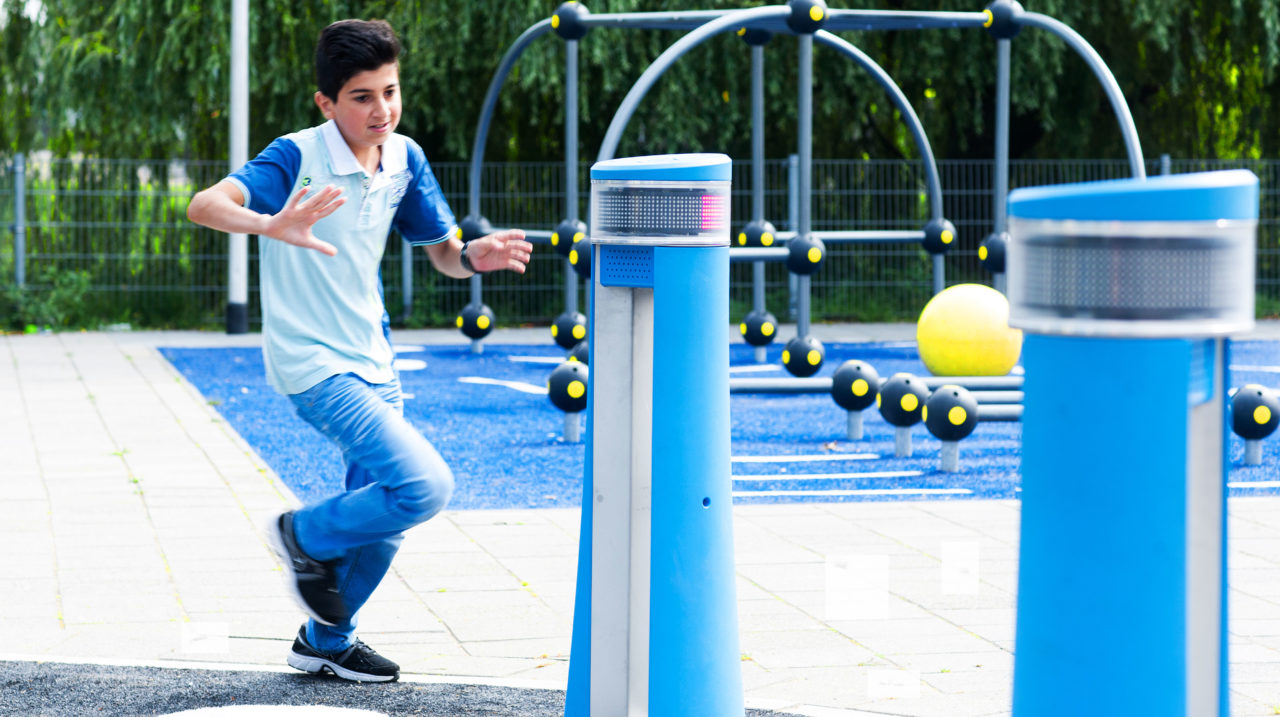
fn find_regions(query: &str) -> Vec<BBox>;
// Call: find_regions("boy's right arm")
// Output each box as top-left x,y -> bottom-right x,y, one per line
187,180 -> 346,257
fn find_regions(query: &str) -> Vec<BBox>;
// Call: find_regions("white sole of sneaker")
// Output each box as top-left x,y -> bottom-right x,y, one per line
265,516 -> 338,627
287,651 -> 398,683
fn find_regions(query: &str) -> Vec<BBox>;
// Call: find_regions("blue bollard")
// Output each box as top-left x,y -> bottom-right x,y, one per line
566,154 -> 742,716
1007,170 -> 1259,717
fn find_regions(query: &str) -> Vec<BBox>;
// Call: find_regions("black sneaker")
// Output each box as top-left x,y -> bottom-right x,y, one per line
287,627 -> 400,683
267,511 -> 348,626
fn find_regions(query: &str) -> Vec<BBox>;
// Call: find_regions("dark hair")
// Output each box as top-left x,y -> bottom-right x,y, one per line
315,19 -> 401,101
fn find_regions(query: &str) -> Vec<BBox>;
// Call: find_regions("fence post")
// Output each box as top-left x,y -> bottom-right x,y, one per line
14,153 -> 24,288
786,153 -> 799,322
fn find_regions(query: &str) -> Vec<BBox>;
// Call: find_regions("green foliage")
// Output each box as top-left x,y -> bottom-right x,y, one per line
2,265 -> 93,330
6,0 -> 1279,162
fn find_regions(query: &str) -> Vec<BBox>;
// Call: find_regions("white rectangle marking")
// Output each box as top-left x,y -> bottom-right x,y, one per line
732,470 -> 924,481
731,453 -> 878,463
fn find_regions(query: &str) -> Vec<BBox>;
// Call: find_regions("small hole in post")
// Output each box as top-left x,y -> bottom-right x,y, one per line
702,497 -> 711,508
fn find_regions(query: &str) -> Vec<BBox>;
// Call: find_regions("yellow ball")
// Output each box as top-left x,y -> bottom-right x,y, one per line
916,283 -> 1022,376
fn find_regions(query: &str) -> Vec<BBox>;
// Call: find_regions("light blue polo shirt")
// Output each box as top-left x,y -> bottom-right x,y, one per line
225,120 -> 457,395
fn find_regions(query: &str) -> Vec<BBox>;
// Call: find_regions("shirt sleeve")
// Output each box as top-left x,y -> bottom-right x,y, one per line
224,137 -> 301,216
394,139 -> 458,246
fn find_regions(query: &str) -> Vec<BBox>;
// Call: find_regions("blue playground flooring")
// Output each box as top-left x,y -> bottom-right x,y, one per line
160,338 -> 1280,511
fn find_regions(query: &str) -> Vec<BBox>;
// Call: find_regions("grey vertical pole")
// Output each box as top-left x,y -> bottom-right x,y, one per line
797,34 -> 813,339
993,38 -> 1010,295
751,44 -> 767,363
1161,153 -> 1172,176
401,240 -> 413,322
468,274 -> 483,353
787,154 -> 799,322
13,154 -> 24,288
226,0 -> 249,334
565,38 -> 580,316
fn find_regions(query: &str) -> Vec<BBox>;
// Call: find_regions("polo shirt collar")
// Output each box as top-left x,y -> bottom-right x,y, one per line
319,120 -> 407,186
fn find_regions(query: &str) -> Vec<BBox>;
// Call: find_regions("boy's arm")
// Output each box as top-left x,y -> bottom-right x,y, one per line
187,180 -> 346,256
424,229 -> 532,279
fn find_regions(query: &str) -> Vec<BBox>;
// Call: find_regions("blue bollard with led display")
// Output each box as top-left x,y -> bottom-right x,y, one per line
1007,170 -> 1259,717
565,154 -> 741,716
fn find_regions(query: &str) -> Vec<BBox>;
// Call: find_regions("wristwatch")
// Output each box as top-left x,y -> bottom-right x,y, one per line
459,241 -> 477,274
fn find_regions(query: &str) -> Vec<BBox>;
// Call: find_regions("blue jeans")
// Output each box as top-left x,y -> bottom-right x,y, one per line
287,372 -> 454,653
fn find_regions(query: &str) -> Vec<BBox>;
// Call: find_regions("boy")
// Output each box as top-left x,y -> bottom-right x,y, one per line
186,19 -> 532,682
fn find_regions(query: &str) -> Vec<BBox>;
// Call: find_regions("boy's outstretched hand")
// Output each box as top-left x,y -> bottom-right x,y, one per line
263,185 -> 346,257
466,229 -> 533,274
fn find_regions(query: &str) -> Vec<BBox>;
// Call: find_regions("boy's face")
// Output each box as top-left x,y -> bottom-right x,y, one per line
315,62 -> 402,158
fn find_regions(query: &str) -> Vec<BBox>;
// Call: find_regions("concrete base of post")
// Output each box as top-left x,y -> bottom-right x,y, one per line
939,441 -> 960,472
564,412 -> 581,443
847,411 -> 863,441
470,338 -> 484,355
895,426 -> 912,457
1246,440 -> 1263,466
754,346 -> 766,363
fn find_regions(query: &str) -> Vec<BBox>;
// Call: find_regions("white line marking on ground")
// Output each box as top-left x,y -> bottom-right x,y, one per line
458,376 -> 549,395
732,453 -> 878,463
733,488 -> 971,497
508,355 -> 566,365
729,364 -> 782,373
392,358 -> 427,371
1231,365 -> 1280,373
1228,481 -> 1280,489
732,470 -> 924,481
392,344 -> 425,354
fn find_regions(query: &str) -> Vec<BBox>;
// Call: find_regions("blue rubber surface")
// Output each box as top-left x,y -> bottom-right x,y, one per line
160,339 -> 1280,510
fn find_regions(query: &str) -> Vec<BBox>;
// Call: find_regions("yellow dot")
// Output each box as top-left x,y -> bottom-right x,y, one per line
568,356 -> 579,363
876,393 -> 882,408
551,232 -> 560,246
722,90 -> 730,103
738,232 -> 747,246
922,406 -> 928,422
807,246 -> 822,263
552,15 -> 561,28
569,249 -> 579,264
782,350 -> 791,364
573,231 -> 585,243
852,379 -> 868,397
551,325 -> 559,337
979,245 -> 988,261
983,8 -> 994,27
807,350 -> 821,366
761,322 -> 774,336
761,232 -> 774,246
455,316 -> 463,328
949,406 -> 968,425
740,322 -> 748,335
573,325 -> 586,340
477,315 -> 490,330
737,28 -> 746,36
1256,405 -> 1273,425
567,380 -> 585,399
810,6 -> 824,21
455,227 -> 463,239
941,230 -> 954,245
901,393 -> 919,412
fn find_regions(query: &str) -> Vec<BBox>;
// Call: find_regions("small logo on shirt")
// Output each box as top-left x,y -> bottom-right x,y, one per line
300,176 -> 312,187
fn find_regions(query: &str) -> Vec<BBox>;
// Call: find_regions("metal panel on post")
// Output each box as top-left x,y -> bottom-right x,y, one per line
565,154 -> 740,717
1007,170 -> 1258,717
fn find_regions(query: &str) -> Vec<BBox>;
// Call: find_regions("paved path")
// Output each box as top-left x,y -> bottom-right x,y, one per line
3,328 -> 1280,716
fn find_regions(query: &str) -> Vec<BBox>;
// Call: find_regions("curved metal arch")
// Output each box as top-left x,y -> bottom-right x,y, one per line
814,31 -> 944,221
467,18 -> 555,217
1019,12 -> 1146,179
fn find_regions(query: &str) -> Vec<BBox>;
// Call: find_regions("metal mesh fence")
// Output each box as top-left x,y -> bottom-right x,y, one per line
2,154 -> 1277,329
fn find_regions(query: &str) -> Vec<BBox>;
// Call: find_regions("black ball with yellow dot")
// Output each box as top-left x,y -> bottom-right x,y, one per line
921,218 -> 958,255
739,310 -> 778,348
736,219 -> 778,248
983,0 -> 1024,40
877,372 -> 929,457
569,239 -> 592,280
1231,384 -> 1280,465
737,26 -> 772,46
547,360 -> 589,413
551,218 -> 587,258
831,360 -> 881,440
457,215 -> 492,244
781,335 -> 824,378
569,339 -> 589,365
786,234 -> 826,276
786,0 -> 828,34
979,232 -> 1008,274
456,303 -> 495,340
924,384 -> 980,472
552,1 -> 591,41
551,310 -> 588,350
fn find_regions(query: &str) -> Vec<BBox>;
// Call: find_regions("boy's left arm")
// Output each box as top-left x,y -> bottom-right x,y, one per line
425,230 -> 532,278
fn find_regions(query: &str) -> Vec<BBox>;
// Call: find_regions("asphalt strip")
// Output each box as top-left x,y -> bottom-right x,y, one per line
1,659 -> 798,717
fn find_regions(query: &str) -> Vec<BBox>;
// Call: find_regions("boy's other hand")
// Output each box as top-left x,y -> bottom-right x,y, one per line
469,229 -> 533,274
264,185 -> 346,256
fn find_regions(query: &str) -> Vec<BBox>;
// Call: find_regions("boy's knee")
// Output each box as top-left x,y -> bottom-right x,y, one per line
393,465 -> 454,523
